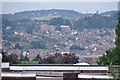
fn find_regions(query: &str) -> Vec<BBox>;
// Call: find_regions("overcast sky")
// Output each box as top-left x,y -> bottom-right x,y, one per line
2,2 -> 118,14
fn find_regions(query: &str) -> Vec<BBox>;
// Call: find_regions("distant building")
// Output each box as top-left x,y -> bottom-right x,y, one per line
60,25 -> 70,32
40,24 -> 55,33
49,25 -> 56,32
6,26 -> 11,30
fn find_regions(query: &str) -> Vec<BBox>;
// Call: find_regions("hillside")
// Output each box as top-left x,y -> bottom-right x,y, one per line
2,9 -> 118,30
2,9 -> 84,20
2,9 -> 118,63
100,10 -> 118,17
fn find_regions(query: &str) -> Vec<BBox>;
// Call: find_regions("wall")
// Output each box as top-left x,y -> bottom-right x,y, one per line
2,77 -> 36,80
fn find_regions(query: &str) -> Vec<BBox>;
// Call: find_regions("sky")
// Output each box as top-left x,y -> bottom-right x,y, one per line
1,2 -> 118,14
1,0 -> 119,2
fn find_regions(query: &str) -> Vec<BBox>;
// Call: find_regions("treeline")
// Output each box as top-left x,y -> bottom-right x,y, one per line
2,9 -> 82,20
40,53 -> 79,64
1,50 -> 79,64
73,13 -> 117,30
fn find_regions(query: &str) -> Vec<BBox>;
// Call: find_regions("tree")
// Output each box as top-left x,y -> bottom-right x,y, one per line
41,56 -> 54,64
97,17 -> 120,79
63,53 -> 79,64
40,53 -> 79,64
64,19 -> 72,27
14,43 -> 21,49
30,41 -> 46,49
97,48 -> 118,65
1,50 -> 9,62
8,53 -> 18,64
1,50 -> 18,64
24,55 -> 29,61
70,45 -> 85,51
97,17 -> 120,65
2,18 -> 11,27
19,53 -> 29,61
33,54 -> 41,61
26,27 -> 33,34
115,17 -> 120,48
53,53 -> 64,64
49,17 -> 64,26
19,53 -> 25,61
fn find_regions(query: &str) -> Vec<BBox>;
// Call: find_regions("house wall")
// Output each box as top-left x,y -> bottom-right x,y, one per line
63,73 -> 114,80
2,77 -> 36,80
64,78 -> 115,80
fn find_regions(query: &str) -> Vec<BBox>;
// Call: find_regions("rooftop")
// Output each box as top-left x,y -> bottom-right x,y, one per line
78,74 -> 113,79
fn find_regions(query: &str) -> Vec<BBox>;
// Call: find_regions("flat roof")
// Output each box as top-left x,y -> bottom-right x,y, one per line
10,66 -> 108,71
10,64 -> 108,67
78,74 -> 113,79
2,73 -> 36,77
36,76 -> 62,79
60,25 -> 70,27
2,63 -> 9,68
